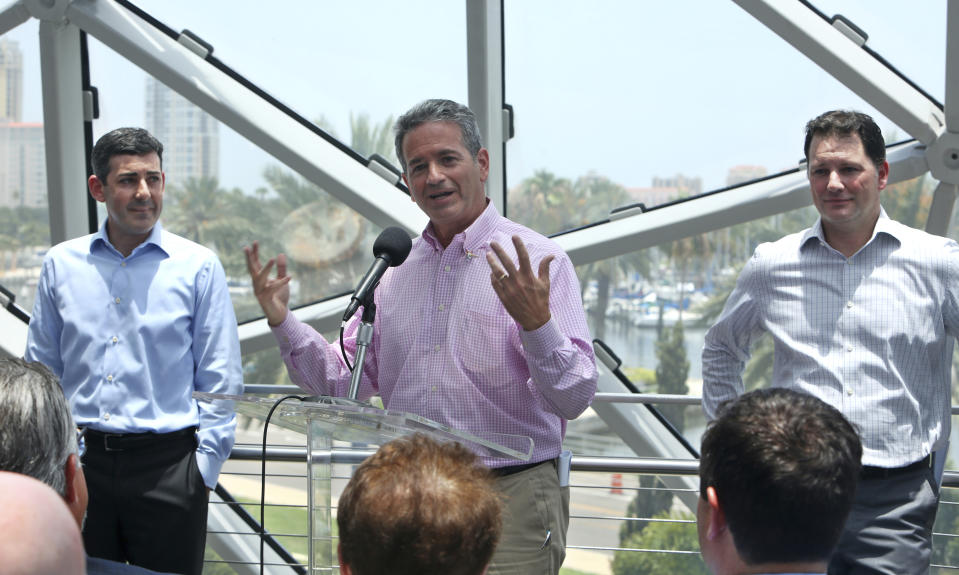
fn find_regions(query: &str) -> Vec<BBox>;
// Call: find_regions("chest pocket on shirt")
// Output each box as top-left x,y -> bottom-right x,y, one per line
455,309 -> 517,387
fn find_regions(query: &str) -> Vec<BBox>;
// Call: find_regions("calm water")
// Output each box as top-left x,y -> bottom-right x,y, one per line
587,316 -> 707,380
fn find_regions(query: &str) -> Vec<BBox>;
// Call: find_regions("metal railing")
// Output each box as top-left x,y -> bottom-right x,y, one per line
207,386 -> 959,574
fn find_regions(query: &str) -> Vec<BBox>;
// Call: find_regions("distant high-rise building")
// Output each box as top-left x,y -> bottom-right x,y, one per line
0,39 -> 22,123
651,174 -> 702,196
0,123 -> 47,208
625,186 -> 681,208
0,41 -> 44,209
144,77 -> 219,189
726,165 -> 767,187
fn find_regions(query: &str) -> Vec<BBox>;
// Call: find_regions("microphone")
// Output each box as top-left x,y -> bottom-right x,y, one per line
342,226 -> 412,321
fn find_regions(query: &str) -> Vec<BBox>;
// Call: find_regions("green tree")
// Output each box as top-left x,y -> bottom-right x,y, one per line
666,233 -> 711,323
571,174 -> 650,340
654,320 -> 689,432
349,112 -> 396,164
511,170 -> 651,339
256,114 -> 398,303
611,511 -> 707,575
619,475 -> 674,541
509,169 -> 579,235
0,205 -> 50,247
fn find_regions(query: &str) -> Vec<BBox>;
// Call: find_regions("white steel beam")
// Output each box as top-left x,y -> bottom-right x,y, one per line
555,141 -> 928,266
0,0 -> 29,37
926,181 -> 959,236
237,142 -> 929,355
238,296 -> 347,356
38,17 -> 90,244
733,0 -> 944,146
65,0 -> 427,236
946,0 -> 959,131
466,0 -> 507,214
0,305 -> 28,358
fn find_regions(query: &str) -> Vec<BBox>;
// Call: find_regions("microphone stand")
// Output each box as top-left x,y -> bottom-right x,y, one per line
347,291 -> 376,401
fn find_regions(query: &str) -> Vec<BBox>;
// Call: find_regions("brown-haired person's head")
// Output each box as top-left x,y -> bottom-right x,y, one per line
337,434 -> 503,575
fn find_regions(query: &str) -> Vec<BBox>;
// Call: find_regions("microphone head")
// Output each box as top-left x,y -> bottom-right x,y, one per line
372,226 -> 413,267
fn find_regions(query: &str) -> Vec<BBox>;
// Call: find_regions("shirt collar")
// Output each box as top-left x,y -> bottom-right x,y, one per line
421,200 -> 500,258
90,220 -> 168,258
800,206 -> 899,252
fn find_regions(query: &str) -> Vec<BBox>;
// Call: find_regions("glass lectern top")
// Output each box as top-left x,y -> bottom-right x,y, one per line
196,392 -> 532,462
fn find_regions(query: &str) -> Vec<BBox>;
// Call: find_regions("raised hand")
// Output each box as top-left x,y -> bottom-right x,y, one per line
486,235 -> 554,332
243,241 -> 292,327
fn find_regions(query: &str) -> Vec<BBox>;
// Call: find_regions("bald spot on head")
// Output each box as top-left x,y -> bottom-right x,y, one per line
0,472 -> 86,575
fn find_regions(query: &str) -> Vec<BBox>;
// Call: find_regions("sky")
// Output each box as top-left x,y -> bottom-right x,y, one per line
3,0 -> 948,196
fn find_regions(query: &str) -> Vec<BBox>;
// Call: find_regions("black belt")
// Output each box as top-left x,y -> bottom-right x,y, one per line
491,458 -> 553,478
83,426 -> 197,452
860,454 -> 932,480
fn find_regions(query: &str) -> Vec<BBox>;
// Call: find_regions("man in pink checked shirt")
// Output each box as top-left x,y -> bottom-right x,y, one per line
244,99 -> 597,574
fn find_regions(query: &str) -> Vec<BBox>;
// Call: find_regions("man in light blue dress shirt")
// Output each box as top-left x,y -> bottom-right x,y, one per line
25,127 -> 242,575
703,110 -> 958,574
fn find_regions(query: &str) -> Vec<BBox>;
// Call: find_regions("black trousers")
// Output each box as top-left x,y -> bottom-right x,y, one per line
81,428 -> 208,575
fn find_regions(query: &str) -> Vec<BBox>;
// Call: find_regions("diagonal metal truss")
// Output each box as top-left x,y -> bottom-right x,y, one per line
0,0 -> 953,353
733,0 -> 959,236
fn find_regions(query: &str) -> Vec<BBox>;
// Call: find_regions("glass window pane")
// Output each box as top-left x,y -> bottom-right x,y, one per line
582,172 -> 932,448
581,203 -> 820,449
0,20 -> 50,316
808,0 -> 946,102
127,0 -> 467,169
88,35 -> 399,323
504,1 -> 944,235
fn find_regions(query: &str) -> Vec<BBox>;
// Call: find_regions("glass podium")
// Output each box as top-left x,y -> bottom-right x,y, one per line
196,392 -> 532,573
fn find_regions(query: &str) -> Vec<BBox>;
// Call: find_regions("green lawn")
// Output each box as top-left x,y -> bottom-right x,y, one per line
235,498 -> 312,563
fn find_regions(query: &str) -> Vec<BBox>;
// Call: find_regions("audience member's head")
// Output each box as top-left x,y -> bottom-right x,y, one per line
803,109 -> 885,170
394,98 -> 484,171
698,388 -> 862,575
337,434 -> 503,575
0,358 -> 87,527
0,471 -> 86,575
91,127 -> 164,184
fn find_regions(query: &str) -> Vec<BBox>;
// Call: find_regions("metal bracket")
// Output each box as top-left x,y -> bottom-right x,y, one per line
926,131 -> 959,185
23,0 -> 69,22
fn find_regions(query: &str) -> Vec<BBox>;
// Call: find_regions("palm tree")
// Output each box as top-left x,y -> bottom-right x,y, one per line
511,170 -> 653,339
509,169 -> 578,234
258,114 -> 398,302
349,112 -> 396,164
164,176 -> 229,244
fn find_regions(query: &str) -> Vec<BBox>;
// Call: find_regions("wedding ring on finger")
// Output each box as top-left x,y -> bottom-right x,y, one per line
498,273 -> 509,282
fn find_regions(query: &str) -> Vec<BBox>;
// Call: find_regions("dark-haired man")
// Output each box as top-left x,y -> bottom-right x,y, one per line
26,127 -> 242,575
246,99 -> 597,574
703,109 -> 959,574
338,434 -> 502,575
698,388 -> 862,575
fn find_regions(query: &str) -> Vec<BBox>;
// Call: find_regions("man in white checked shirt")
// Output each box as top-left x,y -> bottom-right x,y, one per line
702,109 -> 959,575
245,99 -> 598,575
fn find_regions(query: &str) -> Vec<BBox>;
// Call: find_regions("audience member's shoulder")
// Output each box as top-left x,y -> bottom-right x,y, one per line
86,556 -> 176,575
